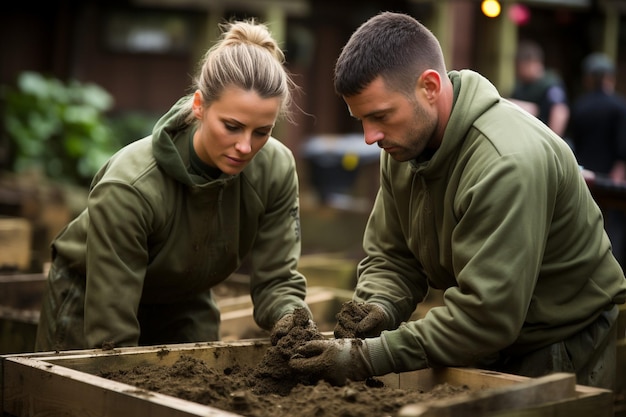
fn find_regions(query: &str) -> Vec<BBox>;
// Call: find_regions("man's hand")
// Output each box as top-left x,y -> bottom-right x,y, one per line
289,338 -> 374,386
335,303 -> 390,338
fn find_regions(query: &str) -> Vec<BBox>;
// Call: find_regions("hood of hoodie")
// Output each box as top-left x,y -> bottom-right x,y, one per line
410,70 -> 500,176
151,97 -> 196,186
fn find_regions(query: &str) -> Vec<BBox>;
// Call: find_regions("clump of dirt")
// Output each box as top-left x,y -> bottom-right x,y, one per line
251,307 -> 325,395
334,300 -> 373,338
100,306 -> 471,417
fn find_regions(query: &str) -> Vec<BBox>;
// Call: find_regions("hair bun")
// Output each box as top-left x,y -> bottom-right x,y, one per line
220,20 -> 285,63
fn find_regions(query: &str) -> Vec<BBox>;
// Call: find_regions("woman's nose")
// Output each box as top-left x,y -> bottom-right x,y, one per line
235,134 -> 252,154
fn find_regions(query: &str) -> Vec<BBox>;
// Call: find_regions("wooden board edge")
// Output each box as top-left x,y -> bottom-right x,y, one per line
397,372 -> 577,417
2,356 -> 244,417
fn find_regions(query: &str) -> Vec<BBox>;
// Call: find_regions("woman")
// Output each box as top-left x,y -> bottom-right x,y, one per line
35,19 -> 311,351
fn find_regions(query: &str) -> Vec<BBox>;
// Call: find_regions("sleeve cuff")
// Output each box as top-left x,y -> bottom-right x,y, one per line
363,334 -> 397,376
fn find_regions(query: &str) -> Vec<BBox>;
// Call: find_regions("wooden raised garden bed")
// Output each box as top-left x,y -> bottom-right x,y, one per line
1,340 -> 613,417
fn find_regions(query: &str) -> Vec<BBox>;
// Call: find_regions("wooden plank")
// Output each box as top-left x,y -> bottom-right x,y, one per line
0,273 -> 46,354
486,384 -> 614,417
216,286 -> 347,313
2,356 -> 242,417
39,341 -> 270,376
1,341 -> 270,417
430,368 -> 530,390
0,217 -> 31,272
397,373 -> 577,417
377,367 -> 528,392
219,286 -> 352,340
1,341 -> 614,417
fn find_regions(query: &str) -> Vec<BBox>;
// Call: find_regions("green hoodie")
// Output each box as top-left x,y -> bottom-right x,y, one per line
45,98 -> 309,348
359,70 -> 626,373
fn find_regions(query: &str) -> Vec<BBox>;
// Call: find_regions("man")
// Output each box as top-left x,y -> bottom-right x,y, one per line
509,40 -> 570,137
289,12 -> 626,389
568,52 -> 626,266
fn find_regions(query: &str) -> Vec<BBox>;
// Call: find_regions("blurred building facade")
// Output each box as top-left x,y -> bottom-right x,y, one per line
1,0 -> 625,203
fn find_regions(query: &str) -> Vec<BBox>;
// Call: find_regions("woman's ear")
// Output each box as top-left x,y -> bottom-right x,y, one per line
192,90 -> 204,120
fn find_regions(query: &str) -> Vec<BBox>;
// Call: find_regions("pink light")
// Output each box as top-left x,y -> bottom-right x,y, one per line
509,3 -> 531,26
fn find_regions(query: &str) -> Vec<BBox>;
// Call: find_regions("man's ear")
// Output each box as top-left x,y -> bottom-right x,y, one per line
192,90 -> 204,119
417,70 -> 442,103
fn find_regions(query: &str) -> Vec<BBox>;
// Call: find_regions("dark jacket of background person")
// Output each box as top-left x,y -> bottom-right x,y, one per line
568,52 -> 626,267
510,40 -> 570,137
569,53 -> 626,177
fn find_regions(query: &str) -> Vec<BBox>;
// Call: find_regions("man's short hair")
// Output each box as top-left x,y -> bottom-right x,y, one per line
334,11 -> 446,97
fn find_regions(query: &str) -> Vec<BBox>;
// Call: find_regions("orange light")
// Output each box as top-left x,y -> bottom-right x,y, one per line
481,0 -> 501,18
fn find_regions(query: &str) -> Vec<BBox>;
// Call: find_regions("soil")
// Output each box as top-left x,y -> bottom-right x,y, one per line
100,303 -> 471,417
334,299 -> 378,338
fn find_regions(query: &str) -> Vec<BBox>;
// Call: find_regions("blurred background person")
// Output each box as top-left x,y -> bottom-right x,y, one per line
509,40 -> 570,138
568,52 -> 626,267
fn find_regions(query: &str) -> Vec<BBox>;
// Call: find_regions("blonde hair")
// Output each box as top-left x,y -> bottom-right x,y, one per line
181,19 -> 295,124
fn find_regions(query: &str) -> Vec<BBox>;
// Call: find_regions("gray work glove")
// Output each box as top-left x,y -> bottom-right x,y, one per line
270,312 -> 317,345
334,303 -> 392,338
289,338 -> 375,386
270,313 -> 294,346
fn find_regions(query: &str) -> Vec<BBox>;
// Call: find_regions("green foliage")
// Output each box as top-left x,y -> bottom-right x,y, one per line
108,111 -> 160,147
2,71 -> 121,186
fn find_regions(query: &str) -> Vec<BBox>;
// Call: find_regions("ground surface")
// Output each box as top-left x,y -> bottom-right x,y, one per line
101,304 -> 471,417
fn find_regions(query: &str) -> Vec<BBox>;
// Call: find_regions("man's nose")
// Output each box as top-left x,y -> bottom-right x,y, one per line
363,123 -> 383,145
